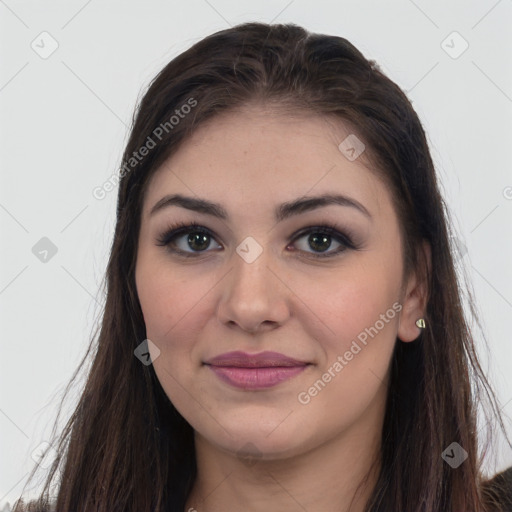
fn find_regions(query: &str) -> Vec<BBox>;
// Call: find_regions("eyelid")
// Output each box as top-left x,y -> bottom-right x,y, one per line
155,221 -> 358,258
155,222 -> 221,253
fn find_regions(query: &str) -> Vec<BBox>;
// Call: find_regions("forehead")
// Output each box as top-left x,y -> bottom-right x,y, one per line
142,108 -> 391,221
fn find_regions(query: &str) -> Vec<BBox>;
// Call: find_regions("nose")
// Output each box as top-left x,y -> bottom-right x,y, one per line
216,244 -> 291,334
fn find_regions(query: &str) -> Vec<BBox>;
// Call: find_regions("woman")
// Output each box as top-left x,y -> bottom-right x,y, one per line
14,21 -> 512,512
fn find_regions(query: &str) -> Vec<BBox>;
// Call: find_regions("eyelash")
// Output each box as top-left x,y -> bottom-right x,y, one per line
155,221 -> 358,260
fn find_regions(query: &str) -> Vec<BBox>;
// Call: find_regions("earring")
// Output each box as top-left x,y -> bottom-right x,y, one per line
415,318 -> 426,329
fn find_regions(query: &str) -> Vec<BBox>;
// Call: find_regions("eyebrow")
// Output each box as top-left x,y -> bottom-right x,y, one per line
149,193 -> 372,221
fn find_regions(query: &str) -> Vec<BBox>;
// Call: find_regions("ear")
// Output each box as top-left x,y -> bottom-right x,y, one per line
397,241 -> 431,343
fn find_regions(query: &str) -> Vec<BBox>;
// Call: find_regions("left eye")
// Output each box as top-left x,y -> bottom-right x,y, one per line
156,223 -> 356,259
291,231 -> 344,256
287,225 -> 356,258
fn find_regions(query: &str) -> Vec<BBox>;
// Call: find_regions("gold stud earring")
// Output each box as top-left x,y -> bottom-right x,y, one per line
415,318 -> 426,329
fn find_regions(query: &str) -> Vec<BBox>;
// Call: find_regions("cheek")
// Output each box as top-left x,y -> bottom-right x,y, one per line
136,265 -> 217,424
135,261 -> 219,392
293,266 -> 400,409
293,287 -> 399,442
296,262 -> 400,349
136,259 -> 215,344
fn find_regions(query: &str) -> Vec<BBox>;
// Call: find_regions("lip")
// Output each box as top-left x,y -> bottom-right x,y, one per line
204,351 -> 310,390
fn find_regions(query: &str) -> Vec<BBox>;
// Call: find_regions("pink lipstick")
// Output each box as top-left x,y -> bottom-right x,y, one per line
204,351 -> 309,390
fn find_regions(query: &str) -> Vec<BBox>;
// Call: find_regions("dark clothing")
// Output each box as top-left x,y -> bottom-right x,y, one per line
482,466 -> 512,511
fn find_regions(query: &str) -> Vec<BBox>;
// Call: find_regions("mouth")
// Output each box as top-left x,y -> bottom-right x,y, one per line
204,351 -> 311,390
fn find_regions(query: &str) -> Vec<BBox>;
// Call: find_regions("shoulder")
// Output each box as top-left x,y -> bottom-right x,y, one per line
481,466 -> 512,511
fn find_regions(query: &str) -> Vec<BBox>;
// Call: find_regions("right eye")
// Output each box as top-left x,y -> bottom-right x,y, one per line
156,221 -> 223,257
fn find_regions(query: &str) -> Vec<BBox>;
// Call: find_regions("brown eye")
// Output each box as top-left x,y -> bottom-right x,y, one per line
156,222 -> 222,257
305,233 -> 335,253
159,228 -> 222,255
291,227 -> 353,258
157,222 -> 357,260
182,232 -> 212,252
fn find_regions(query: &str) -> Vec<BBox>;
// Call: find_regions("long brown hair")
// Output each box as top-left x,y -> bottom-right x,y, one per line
14,21 -> 510,512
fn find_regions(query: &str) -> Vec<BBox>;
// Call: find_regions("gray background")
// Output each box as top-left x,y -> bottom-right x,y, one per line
1,0 -> 511,506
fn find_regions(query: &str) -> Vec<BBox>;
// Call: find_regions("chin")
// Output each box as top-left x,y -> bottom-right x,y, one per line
222,436 -> 305,462
200,416 -> 315,462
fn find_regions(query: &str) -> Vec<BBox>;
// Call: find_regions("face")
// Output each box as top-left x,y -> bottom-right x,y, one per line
135,106 -> 420,462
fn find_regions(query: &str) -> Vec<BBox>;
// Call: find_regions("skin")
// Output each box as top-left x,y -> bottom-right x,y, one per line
135,104 -> 429,512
